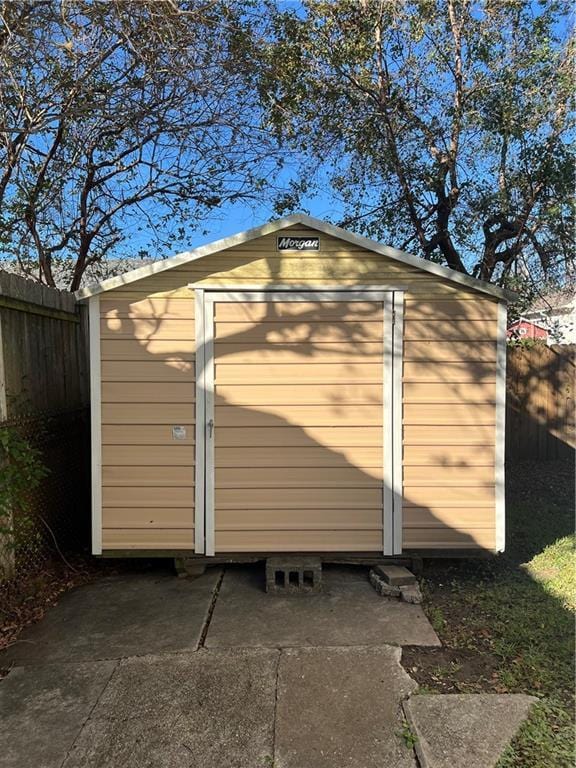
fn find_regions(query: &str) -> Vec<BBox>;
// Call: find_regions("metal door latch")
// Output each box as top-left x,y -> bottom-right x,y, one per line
207,418 -> 214,438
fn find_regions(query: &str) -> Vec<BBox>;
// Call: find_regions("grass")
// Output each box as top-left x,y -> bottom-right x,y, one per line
405,459 -> 575,768
526,534 -> 575,611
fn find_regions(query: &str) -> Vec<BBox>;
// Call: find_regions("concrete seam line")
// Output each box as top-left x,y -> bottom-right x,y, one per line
59,659 -> 120,768
197,568 -> 225,649
401,697 -> 430,768
271,647 -> 282,765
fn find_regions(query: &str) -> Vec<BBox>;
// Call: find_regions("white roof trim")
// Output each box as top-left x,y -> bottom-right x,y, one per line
509,316 -> 550,331
75,213 -> 517,302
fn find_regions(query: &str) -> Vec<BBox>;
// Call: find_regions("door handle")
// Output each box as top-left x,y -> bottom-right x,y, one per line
207,419 -> 214,438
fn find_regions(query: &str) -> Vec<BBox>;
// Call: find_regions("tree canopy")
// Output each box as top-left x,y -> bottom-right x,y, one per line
0,0 -> 280,289
260,0 -> 574,295
0,0 -> 573,295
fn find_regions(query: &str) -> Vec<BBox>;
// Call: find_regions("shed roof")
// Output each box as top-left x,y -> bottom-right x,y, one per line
75,214 -> 516,302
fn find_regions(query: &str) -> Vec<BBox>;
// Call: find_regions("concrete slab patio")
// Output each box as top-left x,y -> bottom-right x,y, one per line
275,646 -> 417,768
205,565 -> 441,648
0,661 -> 116,768
62,649 -> 279,768
403,693 -> 538,768
1,569 -> 222,665
0,564 -> 534,768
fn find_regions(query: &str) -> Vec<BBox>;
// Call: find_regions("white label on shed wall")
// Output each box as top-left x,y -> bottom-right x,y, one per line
172,425 -> 187,440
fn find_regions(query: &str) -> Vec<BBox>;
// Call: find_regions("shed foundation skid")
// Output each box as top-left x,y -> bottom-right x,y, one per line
174,558 -> 207,579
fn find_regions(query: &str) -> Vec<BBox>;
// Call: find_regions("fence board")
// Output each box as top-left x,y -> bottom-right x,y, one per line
506,344 -> 575,461
0,275 -> 88,416
0,272 -> 90,592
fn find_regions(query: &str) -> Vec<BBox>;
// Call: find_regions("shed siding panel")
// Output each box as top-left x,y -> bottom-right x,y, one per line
102,382 -> 195,403
102,403 -> 195,424
401,287 -> 497,549
107,281 -> 480,298
102,508 -> 194,527
100,295 -> 196,546
101,318 -> 195,340
215,446 -> 381,467
102,424 -> 194,445
102,445 -> 194,465
216,530 -> 382,552
101,360 -> 195,382
211,297 -> 386,553
101,224 -> 499,552
102,528 -> 194,549
100,339 -> 195,360
216,383 -> 381,406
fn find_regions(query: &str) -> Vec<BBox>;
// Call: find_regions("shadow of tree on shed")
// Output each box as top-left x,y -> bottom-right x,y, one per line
102,271 -> 504,554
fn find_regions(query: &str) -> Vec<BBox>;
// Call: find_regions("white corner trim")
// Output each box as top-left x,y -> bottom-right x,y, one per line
392,291 -> 405,555
74,214 -> 517,302
382,294 -> 395,556
203,293 -> 216,556
194,289 -> 206,554
89,296 -> 102,555
495,302 -> 507,553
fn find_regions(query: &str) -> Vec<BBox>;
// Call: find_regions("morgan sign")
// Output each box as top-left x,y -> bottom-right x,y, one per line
277,236 -> 320,251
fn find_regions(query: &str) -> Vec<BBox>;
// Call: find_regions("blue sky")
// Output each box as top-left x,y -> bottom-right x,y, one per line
184,191 -> 346,251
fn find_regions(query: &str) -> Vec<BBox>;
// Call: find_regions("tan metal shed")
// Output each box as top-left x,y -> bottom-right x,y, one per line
76,215 -> 514,558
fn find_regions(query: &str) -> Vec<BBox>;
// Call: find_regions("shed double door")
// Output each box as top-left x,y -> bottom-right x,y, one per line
196,290 -> 401,556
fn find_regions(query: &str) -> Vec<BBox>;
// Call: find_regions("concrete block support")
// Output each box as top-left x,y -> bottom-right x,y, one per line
266,557 -> 322,595
370,567 -> 423,604
372,564 -> 416,586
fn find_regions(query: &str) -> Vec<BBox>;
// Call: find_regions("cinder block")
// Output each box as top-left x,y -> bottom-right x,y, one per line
369,569 -> 401,598
266,557 -> 322,595
372,564 -> 416,587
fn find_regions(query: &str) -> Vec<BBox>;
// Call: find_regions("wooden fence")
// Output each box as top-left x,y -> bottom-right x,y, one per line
0,271 -> 88,418
506,344 -> 575,461
0,271 -> 90,588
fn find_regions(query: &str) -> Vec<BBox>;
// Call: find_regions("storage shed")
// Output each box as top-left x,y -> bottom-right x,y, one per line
76,215 -> 514,558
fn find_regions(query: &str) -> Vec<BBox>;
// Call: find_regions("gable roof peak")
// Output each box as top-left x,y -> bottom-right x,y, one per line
75,214 -> 516,302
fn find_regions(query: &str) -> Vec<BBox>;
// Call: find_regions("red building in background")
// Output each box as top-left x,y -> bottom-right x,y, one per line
507,318 -> 549,341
